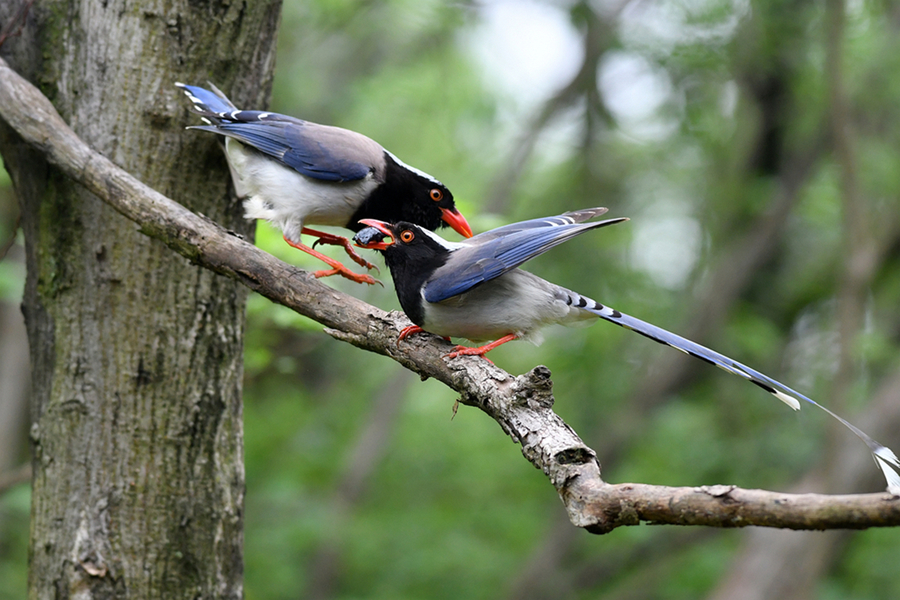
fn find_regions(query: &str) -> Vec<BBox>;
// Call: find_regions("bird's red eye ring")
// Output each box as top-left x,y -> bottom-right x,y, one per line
430,188 -> 443,201
400,230 -> 415,243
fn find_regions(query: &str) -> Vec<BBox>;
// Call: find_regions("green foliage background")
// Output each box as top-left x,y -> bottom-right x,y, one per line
3,0 -> 900,598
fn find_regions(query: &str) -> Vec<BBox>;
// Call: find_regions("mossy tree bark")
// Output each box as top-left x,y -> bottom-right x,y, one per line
0,1 -> 281,597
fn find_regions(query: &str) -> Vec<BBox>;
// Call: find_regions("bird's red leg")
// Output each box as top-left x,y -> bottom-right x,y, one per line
302,227 -> 378,271
283,235 -> 380,286
445,334 -> 518,359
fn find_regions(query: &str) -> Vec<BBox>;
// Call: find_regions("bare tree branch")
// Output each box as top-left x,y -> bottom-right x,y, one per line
1,56 -> 898,534
709,359 -> 900,600
706,2 -> 900,596
505,147 -> 818,593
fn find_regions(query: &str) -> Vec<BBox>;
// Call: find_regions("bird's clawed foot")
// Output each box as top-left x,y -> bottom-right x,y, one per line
284,235 -> 382,286
398,325 -> 425,345
305,227 -> 379,272
312,267 -> 382,286
445,345 -> 492,361
443,334 -> 519,361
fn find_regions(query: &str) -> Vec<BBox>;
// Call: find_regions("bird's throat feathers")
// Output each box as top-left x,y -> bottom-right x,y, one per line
383,232 -> 451,326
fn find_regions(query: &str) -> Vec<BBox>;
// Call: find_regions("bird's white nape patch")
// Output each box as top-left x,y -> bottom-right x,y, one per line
420,227 -> 464,251
384,150 -> 443,187
258,112 -> 270,120
773,390 -> 801,411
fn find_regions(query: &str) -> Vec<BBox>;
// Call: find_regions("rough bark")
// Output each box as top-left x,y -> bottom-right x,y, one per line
2,54 -> 898,539
0,1 -> 280,598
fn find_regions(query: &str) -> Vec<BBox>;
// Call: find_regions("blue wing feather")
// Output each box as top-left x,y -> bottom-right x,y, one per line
180,84 -> 372,182
192,121 -> 371,182
467,207 -> 613,244
424,216 -> 627,302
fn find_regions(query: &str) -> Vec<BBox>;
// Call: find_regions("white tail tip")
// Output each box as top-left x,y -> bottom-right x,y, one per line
773,390 -> 801,411
873,447 -> 900,494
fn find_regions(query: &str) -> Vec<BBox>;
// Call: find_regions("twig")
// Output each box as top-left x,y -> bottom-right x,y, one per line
0,55 -> 898,533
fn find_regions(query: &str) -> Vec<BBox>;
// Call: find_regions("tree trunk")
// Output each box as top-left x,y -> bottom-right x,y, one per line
0,1 -> 281,597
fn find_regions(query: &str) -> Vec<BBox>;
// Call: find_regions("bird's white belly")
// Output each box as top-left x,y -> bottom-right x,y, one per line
225,139 -> 379,243
421,270 -> 590,343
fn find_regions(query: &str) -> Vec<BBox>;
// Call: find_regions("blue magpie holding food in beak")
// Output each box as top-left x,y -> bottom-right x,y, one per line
177,83 -> 473,285
353,207 -> 900,492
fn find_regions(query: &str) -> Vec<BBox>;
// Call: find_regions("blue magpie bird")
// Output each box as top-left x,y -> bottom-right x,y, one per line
177,83 -> 473,285
353,208 -> 900,492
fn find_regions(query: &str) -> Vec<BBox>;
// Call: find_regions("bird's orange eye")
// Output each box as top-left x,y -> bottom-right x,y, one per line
400,230 -> 415,243
430,188 -> 443,201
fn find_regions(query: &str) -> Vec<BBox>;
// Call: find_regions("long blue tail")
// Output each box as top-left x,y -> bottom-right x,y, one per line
564,290 -> 900,492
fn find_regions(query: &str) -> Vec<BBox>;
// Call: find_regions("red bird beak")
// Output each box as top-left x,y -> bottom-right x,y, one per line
355,219 -> 395,250
441,207 -> 473,238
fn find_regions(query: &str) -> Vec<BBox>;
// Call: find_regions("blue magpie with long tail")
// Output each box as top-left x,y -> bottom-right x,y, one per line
353,207 -> 900,492
177,83 -> 472,285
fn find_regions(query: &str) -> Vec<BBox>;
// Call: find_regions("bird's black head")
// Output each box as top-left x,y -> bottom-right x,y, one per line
353,220 -> 452,265
348,152 -> 473,239
353,220 -> 454,325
